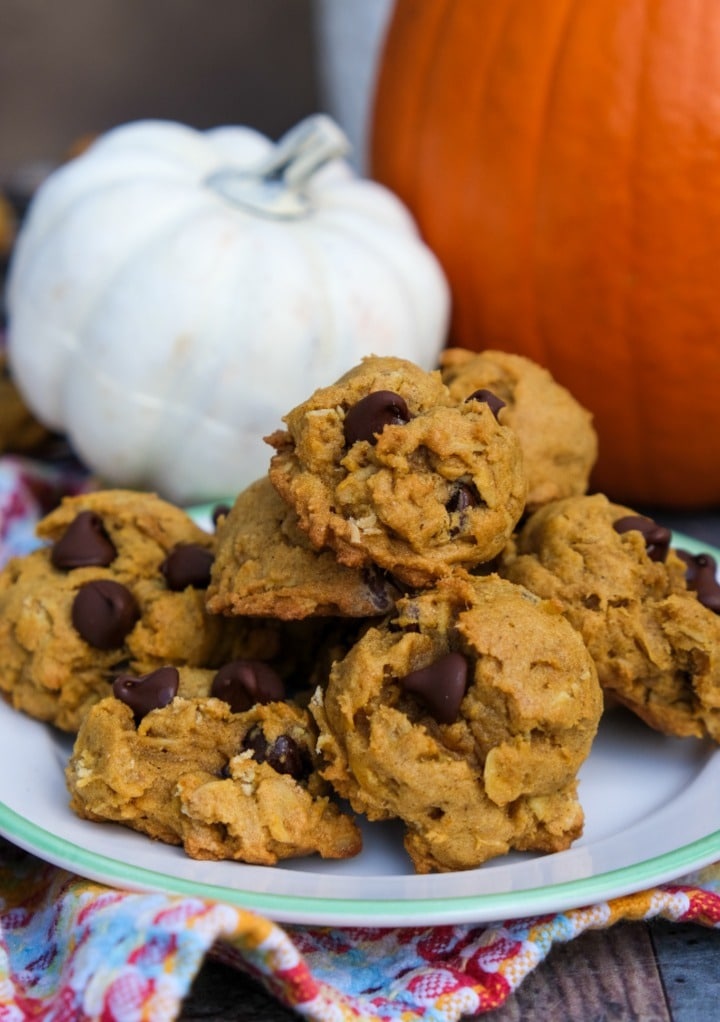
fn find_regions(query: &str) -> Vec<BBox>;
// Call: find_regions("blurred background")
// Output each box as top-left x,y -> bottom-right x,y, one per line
0,0 -> 393,184
1,2 -> 718,534
0,0 -> 400,516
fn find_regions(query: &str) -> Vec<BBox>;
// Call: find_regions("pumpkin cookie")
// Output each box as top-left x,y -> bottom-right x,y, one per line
207,476 -> 403,619
66,690 -> 362,865
440,348 -> 597,510
310,573 -> 602,873
267,356 -> 526,587
0,489 -> 288,731
500,494 -> 720,741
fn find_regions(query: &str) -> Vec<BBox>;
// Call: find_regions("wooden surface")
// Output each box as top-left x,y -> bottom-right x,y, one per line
176,921 -> 720,1020
177,507 -> 720,1021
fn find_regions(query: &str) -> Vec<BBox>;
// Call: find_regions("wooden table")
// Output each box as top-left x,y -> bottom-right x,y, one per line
178,508 -> 720,1021
178,920 -> 720,1020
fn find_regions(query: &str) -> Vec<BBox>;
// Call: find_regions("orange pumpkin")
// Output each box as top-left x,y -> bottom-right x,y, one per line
371,0 -> 720,509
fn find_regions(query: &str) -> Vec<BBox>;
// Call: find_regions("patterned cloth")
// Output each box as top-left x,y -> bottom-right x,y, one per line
0,454 -> 719,1021
0,840 -> 718,1022
0,453 -> 91,566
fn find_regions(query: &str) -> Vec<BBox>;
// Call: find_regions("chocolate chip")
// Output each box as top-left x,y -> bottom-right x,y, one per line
466,389 -> 506,420
446,483 -> 479,514
361,566 -> 401,612
613,515 -> 672,562
446,483 -> 481,536
72,580 -> 139,649
211,660 -> 285,712
242,726 -> 311,781
343,390 -> 411,447
675,550 -> 720,613
469,558 -> 499,578
112,665 -> 180,721
400,651 -> 469,724
51,511 -> 117,569
160,544 -> 214,590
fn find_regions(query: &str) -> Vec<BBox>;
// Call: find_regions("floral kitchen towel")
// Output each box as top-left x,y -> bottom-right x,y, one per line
0,838 -> 718,1021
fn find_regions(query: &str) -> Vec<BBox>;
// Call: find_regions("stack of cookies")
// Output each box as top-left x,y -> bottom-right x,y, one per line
0,488 -> 363,865
2,349 -> 719,873
205,353 -> 604,873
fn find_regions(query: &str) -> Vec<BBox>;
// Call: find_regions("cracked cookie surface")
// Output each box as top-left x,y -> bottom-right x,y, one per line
66,692 -> 362,865
500,493 -> 720,741
440,348 -> 597,510
208,477 -> 401,619
310,573 -> 602,873
0,489 -> 282,731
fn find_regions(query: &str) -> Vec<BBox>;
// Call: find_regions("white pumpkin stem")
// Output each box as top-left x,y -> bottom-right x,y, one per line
258,115 -> 351,186
205,114 -> 351,219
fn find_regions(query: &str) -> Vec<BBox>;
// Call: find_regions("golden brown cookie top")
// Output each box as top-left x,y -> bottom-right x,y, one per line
37,488 -> 215,576
501,493 -> 720,742
311,572 -> 601,872
67,694 -> 362,864
0,489 -> 285,731
440,348 -> 598,510
267,355 -> 527,587
207,477 -> 402,619
501,493 -> 688,607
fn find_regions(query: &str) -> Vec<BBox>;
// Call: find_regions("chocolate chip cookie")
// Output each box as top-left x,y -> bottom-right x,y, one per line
0,489 -> 282,731
501,494 -> 720,741
207,477 -> 402,619
267,356 -> 526,587
310,573 -> 602,873
440,348 -> 597,510
66,690 -> 362,865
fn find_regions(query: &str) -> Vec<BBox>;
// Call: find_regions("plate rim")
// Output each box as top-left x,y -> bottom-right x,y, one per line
1,797 -> 718,926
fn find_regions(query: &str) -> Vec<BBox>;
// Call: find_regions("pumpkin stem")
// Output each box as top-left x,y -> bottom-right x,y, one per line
205,114 -> 351,219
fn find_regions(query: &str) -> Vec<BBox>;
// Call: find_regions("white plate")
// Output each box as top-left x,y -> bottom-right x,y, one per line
0,532 -> 718,927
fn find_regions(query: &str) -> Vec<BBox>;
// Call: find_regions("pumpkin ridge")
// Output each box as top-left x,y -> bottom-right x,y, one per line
623,0 -> 715,499
287,215 -> 345,376
461,0 -> 528,350
372,0 -> 455,215
371,0 -> 720,505
411,0 -> 461,224
310,216 -> 427,351
69,193 -> 220,353
12,174 -> 202,289
622,0 -> 654,497
528,0 -> 583,372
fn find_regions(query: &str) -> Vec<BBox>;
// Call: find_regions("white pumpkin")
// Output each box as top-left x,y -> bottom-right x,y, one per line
6,115 -> 449,504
